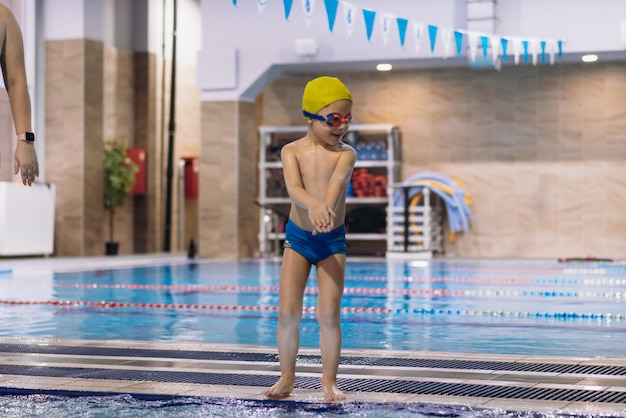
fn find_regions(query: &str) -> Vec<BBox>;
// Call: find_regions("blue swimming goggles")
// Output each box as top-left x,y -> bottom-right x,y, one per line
302,110 -> 353,127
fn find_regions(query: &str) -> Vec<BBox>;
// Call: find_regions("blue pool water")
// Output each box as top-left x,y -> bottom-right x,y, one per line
0,258 -> 624,357
0,394 -> 594,418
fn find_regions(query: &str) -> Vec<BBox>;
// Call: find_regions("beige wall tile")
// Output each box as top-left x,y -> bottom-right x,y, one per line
256,64 -> 626,258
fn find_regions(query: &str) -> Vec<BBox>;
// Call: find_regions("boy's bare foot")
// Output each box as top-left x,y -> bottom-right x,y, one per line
322,382 -> 346,402
263,376 -> 295,399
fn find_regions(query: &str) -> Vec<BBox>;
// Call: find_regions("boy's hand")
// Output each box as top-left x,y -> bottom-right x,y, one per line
308,201 -> 335,235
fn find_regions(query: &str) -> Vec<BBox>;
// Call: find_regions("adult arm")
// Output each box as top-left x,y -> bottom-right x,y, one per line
0,5 -> 39,185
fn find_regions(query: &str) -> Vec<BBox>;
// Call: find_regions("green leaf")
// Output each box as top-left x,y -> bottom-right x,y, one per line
103,140 -> 139,210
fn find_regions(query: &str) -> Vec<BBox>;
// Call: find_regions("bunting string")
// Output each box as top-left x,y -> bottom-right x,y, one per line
231,0 -> 564,65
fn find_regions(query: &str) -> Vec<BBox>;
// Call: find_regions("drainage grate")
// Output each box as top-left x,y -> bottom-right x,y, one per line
338,356 -> 626,376
0,364 -> 625,404
0,344 -> 279,363
1,343 -> 625,377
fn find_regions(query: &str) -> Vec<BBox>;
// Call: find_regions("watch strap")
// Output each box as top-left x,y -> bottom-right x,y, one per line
17,132 -> 35,142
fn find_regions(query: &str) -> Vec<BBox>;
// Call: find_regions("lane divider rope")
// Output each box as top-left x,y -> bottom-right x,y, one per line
0,299 -> 623,320
110,275 -> 626,286
54,283 -> 626,299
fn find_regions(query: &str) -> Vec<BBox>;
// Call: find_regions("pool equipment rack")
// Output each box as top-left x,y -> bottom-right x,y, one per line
386,182 -> 444,259
257,124 -> 401,256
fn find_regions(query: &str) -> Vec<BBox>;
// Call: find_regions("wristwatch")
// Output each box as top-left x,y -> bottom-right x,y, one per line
17,132 -> 35,142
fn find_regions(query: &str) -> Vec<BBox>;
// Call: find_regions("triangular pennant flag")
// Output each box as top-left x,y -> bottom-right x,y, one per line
454,30 -> 464,57
468,32 -> 479,61
323,0 -> 339,32
283,0 -> 293,20
501,38 -> 509,63
490,35 -> 501,64
301,0 -> 316,27
548,40 -> 558,64
530,40 -> 540,65
362,8 -> 376,42
380,13 -> 393,46
440,28 -> 453,58
257,0 -> 267,14
522,40 -> 529,64
512,38 -> 522,64
341,1 -> 357,39
232,0 -> 237,6
540,41 -> 547,64
480,35 -> 489,58
558,40 -> 563,57
428,25 -> 438,53
396,17 -> 408,48
413,22 -> 424,53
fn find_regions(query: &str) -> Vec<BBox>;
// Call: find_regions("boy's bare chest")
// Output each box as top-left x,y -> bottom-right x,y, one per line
297,153 -> 340,182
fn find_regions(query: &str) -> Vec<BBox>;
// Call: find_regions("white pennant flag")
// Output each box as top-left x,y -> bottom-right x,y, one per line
440,28 -> 453,58
341,1 -> 357,39
301,0 -> 316,27
467,31 -> 479,61
490,35 -> 501,64
548,40 -> 558,65
381,13 -> 394,46
413,21 -> 425,53
257,0 -> 267,15
512,38 -> 523,64
530,39 -> 540,65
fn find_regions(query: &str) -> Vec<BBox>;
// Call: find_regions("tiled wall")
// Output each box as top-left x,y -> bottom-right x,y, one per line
45,39 -> 98,256
198,101 -> 258,259
45,39 -> 200,257
38,43 -> 626,259
256,63 -> 626,259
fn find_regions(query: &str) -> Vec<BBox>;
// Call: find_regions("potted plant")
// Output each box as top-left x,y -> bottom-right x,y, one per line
104,140 -> 138,255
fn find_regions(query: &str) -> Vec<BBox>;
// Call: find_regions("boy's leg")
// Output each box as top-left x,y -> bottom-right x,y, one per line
316,253 -> 347,402
264,248 -> 311,399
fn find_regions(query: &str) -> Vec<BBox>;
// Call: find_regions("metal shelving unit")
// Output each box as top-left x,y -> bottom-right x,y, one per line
257,124 -> 401,256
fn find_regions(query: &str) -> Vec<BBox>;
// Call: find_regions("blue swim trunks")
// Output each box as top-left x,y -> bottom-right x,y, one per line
283,219 -> 348,265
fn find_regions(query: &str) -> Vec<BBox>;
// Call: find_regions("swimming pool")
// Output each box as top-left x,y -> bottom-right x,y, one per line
0,394 -> 597,417
0,257 -> 624,357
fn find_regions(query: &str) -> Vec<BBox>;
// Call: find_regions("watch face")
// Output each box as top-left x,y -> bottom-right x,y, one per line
25,132 -> 35,142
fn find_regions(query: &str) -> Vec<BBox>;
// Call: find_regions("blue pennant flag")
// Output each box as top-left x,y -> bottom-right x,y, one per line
428,25 -> 437,53
501,38 -> 508,62
454,31 -> 463,56
540,41 -> 546,64
522,40 -> 529,63
558,40 -> 563,57
232,0 -> 237,5
396,17 -> 408,47
362,9 -> 376,42
323,0 -> 339,32
283,0 -> 293,20
480,35 -> 489,58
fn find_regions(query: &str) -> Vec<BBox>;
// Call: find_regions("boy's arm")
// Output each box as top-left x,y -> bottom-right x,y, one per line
323,147 -> 357,211
281,144 -> 333,230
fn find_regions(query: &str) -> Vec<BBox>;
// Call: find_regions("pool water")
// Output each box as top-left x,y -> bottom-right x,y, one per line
0,258 -> 625,357
0,394 -> 595,418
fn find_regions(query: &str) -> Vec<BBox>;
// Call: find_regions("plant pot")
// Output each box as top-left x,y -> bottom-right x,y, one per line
105,242 -> 119,256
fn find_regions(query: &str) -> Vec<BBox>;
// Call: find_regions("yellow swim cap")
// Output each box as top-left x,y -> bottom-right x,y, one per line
302,76 -> 352,118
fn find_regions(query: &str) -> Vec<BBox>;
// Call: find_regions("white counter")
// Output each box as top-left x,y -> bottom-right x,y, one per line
0,182 -> 55,256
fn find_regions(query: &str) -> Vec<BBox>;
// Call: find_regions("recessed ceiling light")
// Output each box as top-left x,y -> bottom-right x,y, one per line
581,54 -> 598,63
376,63 -> 392,71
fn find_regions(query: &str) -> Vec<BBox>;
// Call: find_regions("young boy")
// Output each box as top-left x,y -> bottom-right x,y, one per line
264,76 -> 356,402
